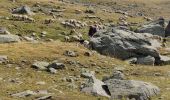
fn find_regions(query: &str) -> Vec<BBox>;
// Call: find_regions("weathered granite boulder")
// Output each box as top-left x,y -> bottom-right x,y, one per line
90,27 -> 165,65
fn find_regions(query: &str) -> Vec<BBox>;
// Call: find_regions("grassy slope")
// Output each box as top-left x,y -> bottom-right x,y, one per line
0,0 -> 170,100
0,0 -> 145,41
0,41 -> 169,100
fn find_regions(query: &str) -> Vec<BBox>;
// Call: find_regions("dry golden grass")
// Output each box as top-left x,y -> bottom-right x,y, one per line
0,0 -> 170,99
0,41 -> 169,99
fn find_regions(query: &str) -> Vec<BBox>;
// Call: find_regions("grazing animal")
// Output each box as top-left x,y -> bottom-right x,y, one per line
88,25 -> 97,37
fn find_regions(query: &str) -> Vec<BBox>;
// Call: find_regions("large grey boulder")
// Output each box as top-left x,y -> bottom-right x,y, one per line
90,27 -> 163,65
0,34 -> 20,43
12,5 -> 34,15
104,79 -> 160,100
137,20 -> 167,37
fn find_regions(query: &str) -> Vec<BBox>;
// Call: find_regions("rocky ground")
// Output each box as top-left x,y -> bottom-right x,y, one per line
0,0 -> 170,100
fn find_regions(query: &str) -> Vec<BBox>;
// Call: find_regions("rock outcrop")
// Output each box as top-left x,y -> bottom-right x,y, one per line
90,27 -> 169,65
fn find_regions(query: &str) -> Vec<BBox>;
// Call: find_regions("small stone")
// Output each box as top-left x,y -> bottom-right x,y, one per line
15,67 -> 20,70
81,71 -> 95,79
0,28 -> 10,34
36,81 -> 46,85
91,63 -> 97,66
66,60 -> 77,65
112,71 -> 125,80
114,67 -> 125,72
61,77 -> 67,82
32,61 -> 49,71
64,50 -> 78,57
48,62 -> 65,69
66,77 -> 74,83
0,55 -> 8,63
84,51 -> 92,57
36,90 -> 50,95
154,73 -> 161,76
48,68 -> 57,74
67,82 -> 77,89
6,64 -> 13,68
85,9 -> 95,14
31,33 -> 36,36
0,77 -> 3,81
126,57 -> 137,64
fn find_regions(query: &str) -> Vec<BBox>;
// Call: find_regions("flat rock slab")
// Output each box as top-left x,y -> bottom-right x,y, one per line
11,90 -> 36,97
0,34 -> 20,43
